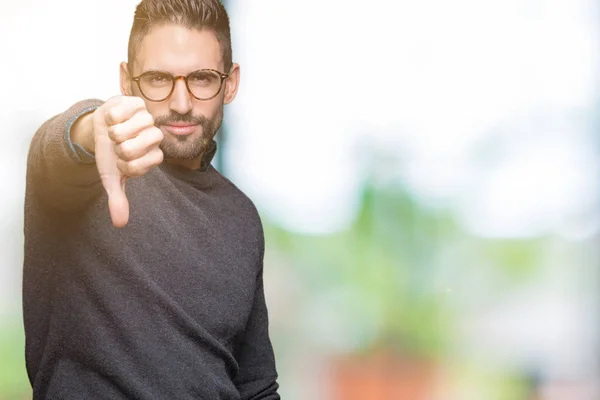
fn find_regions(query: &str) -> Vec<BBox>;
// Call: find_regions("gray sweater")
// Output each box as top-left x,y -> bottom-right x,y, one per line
23,99 -> 280,399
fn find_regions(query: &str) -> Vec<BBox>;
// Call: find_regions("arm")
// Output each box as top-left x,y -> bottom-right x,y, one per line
26,99 -> 104,211
233,267 -> 280,400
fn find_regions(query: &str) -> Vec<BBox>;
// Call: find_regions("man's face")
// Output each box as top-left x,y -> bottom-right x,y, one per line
120,24 -> 239,166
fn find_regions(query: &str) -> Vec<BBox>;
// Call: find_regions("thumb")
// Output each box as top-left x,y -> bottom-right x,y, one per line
104,174 -> 129,228
95,132 -> 130,228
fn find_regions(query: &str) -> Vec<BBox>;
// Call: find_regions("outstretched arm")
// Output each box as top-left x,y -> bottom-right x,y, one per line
26,99 -> 104,211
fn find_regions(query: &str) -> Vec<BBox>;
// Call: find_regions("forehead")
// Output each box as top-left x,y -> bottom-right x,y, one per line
134,24 -> 223,74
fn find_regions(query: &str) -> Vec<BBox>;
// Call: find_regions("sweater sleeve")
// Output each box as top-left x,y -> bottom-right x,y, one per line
26,99 -> 105,212
233,242 -> 280,400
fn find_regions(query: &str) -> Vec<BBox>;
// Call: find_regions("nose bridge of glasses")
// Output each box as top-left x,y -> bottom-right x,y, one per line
172,75 -> 192,96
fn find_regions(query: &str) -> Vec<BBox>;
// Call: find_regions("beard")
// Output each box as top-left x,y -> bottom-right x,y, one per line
154,106 -> 223,160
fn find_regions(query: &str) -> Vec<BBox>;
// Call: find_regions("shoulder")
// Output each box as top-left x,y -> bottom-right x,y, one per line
211,167 -> 262,220
210,167 -> 265,239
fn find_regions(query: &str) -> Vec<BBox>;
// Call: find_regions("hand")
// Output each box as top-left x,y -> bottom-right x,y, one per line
92,96 -> 164,228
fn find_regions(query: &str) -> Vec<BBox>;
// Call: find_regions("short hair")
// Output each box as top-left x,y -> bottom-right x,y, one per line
127,0 -> 232,73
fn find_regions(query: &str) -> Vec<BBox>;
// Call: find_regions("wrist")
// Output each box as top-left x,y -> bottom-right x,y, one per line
71,111 -> 96,154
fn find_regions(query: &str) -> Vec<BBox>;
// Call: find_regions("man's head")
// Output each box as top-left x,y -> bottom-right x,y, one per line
120,0 -> 239,168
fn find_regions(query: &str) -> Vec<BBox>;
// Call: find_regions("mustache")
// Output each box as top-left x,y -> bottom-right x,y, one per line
154,112 -> 208,126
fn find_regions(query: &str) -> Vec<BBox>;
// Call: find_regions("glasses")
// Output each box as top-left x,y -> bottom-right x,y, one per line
131,69 -> 230,102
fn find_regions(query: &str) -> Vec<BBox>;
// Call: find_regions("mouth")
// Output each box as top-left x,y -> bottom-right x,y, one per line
162,124 -> 199,136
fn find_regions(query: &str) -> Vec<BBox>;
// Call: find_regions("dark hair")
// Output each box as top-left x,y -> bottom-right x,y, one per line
127,0 -> 232,73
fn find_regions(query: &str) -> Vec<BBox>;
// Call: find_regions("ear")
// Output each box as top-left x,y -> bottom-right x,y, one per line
120,62 -> 133,96
223,63 -> 240,105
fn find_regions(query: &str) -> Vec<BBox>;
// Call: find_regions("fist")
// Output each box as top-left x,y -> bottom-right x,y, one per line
104,96 -> 164,177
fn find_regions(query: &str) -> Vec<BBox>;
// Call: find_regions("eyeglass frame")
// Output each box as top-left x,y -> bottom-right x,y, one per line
131,68 -> 230,102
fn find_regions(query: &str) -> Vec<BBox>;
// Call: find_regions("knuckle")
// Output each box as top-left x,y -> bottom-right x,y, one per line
132,96 -> 146,109
118,142 -> 135,160
104,109 -> 116,125
116,159 -> 128,175
140,127 -> 162,146
155,149 -> 164,164
126,159 -> 143,177
108,126 -> 118,140
119,148 -> 162,177
140,111 -> 154,127
109,127 -> 125,143
103,96 -> 122,115
151,127 -> 164,143
114,143 -> 123,158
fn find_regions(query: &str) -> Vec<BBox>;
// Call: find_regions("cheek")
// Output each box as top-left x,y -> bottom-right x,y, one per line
193,99 -> 222,119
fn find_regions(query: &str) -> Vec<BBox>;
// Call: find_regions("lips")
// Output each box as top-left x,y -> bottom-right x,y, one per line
163,124 -> 198,136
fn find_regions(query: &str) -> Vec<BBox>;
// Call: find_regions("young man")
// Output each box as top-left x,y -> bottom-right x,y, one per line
22,1 -> 280,398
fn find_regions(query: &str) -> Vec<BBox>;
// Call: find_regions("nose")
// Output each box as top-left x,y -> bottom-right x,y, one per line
168,77 -> 193,115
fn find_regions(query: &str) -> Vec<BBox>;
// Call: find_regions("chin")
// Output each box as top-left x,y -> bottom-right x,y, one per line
160,135 -> 211,161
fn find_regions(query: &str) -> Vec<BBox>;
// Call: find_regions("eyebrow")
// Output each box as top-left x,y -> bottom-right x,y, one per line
140,69 -> 169,74
135,68 -> 227,79
137,68 -> 216,75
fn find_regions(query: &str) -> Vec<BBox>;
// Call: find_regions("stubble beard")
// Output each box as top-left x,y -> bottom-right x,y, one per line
155,106 -> 223,160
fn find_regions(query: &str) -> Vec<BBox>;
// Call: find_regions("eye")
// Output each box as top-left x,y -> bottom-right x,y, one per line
188,71 -> 219,86
190,72 -> 209,81
141,72 -> 172,86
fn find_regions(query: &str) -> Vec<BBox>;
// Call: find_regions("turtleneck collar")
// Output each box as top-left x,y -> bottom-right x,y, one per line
198,140 -> 217,172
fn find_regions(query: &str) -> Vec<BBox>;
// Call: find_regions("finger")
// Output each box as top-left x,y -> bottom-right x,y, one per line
114,127 -> 164,161
100,172 -> 130,228
95,132 -> 129,228
104,96 -> 146,127
108,110 -> 155,144
116,147 -> 164,177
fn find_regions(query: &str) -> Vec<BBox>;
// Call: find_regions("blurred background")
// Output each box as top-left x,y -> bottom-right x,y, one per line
1,0 -> 599,399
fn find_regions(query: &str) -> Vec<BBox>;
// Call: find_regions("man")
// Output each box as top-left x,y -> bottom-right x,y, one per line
22,0 -> 280,398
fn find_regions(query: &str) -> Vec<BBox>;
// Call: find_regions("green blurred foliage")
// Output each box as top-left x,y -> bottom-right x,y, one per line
0,321 -> 30,400
263,176 -> 547,362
